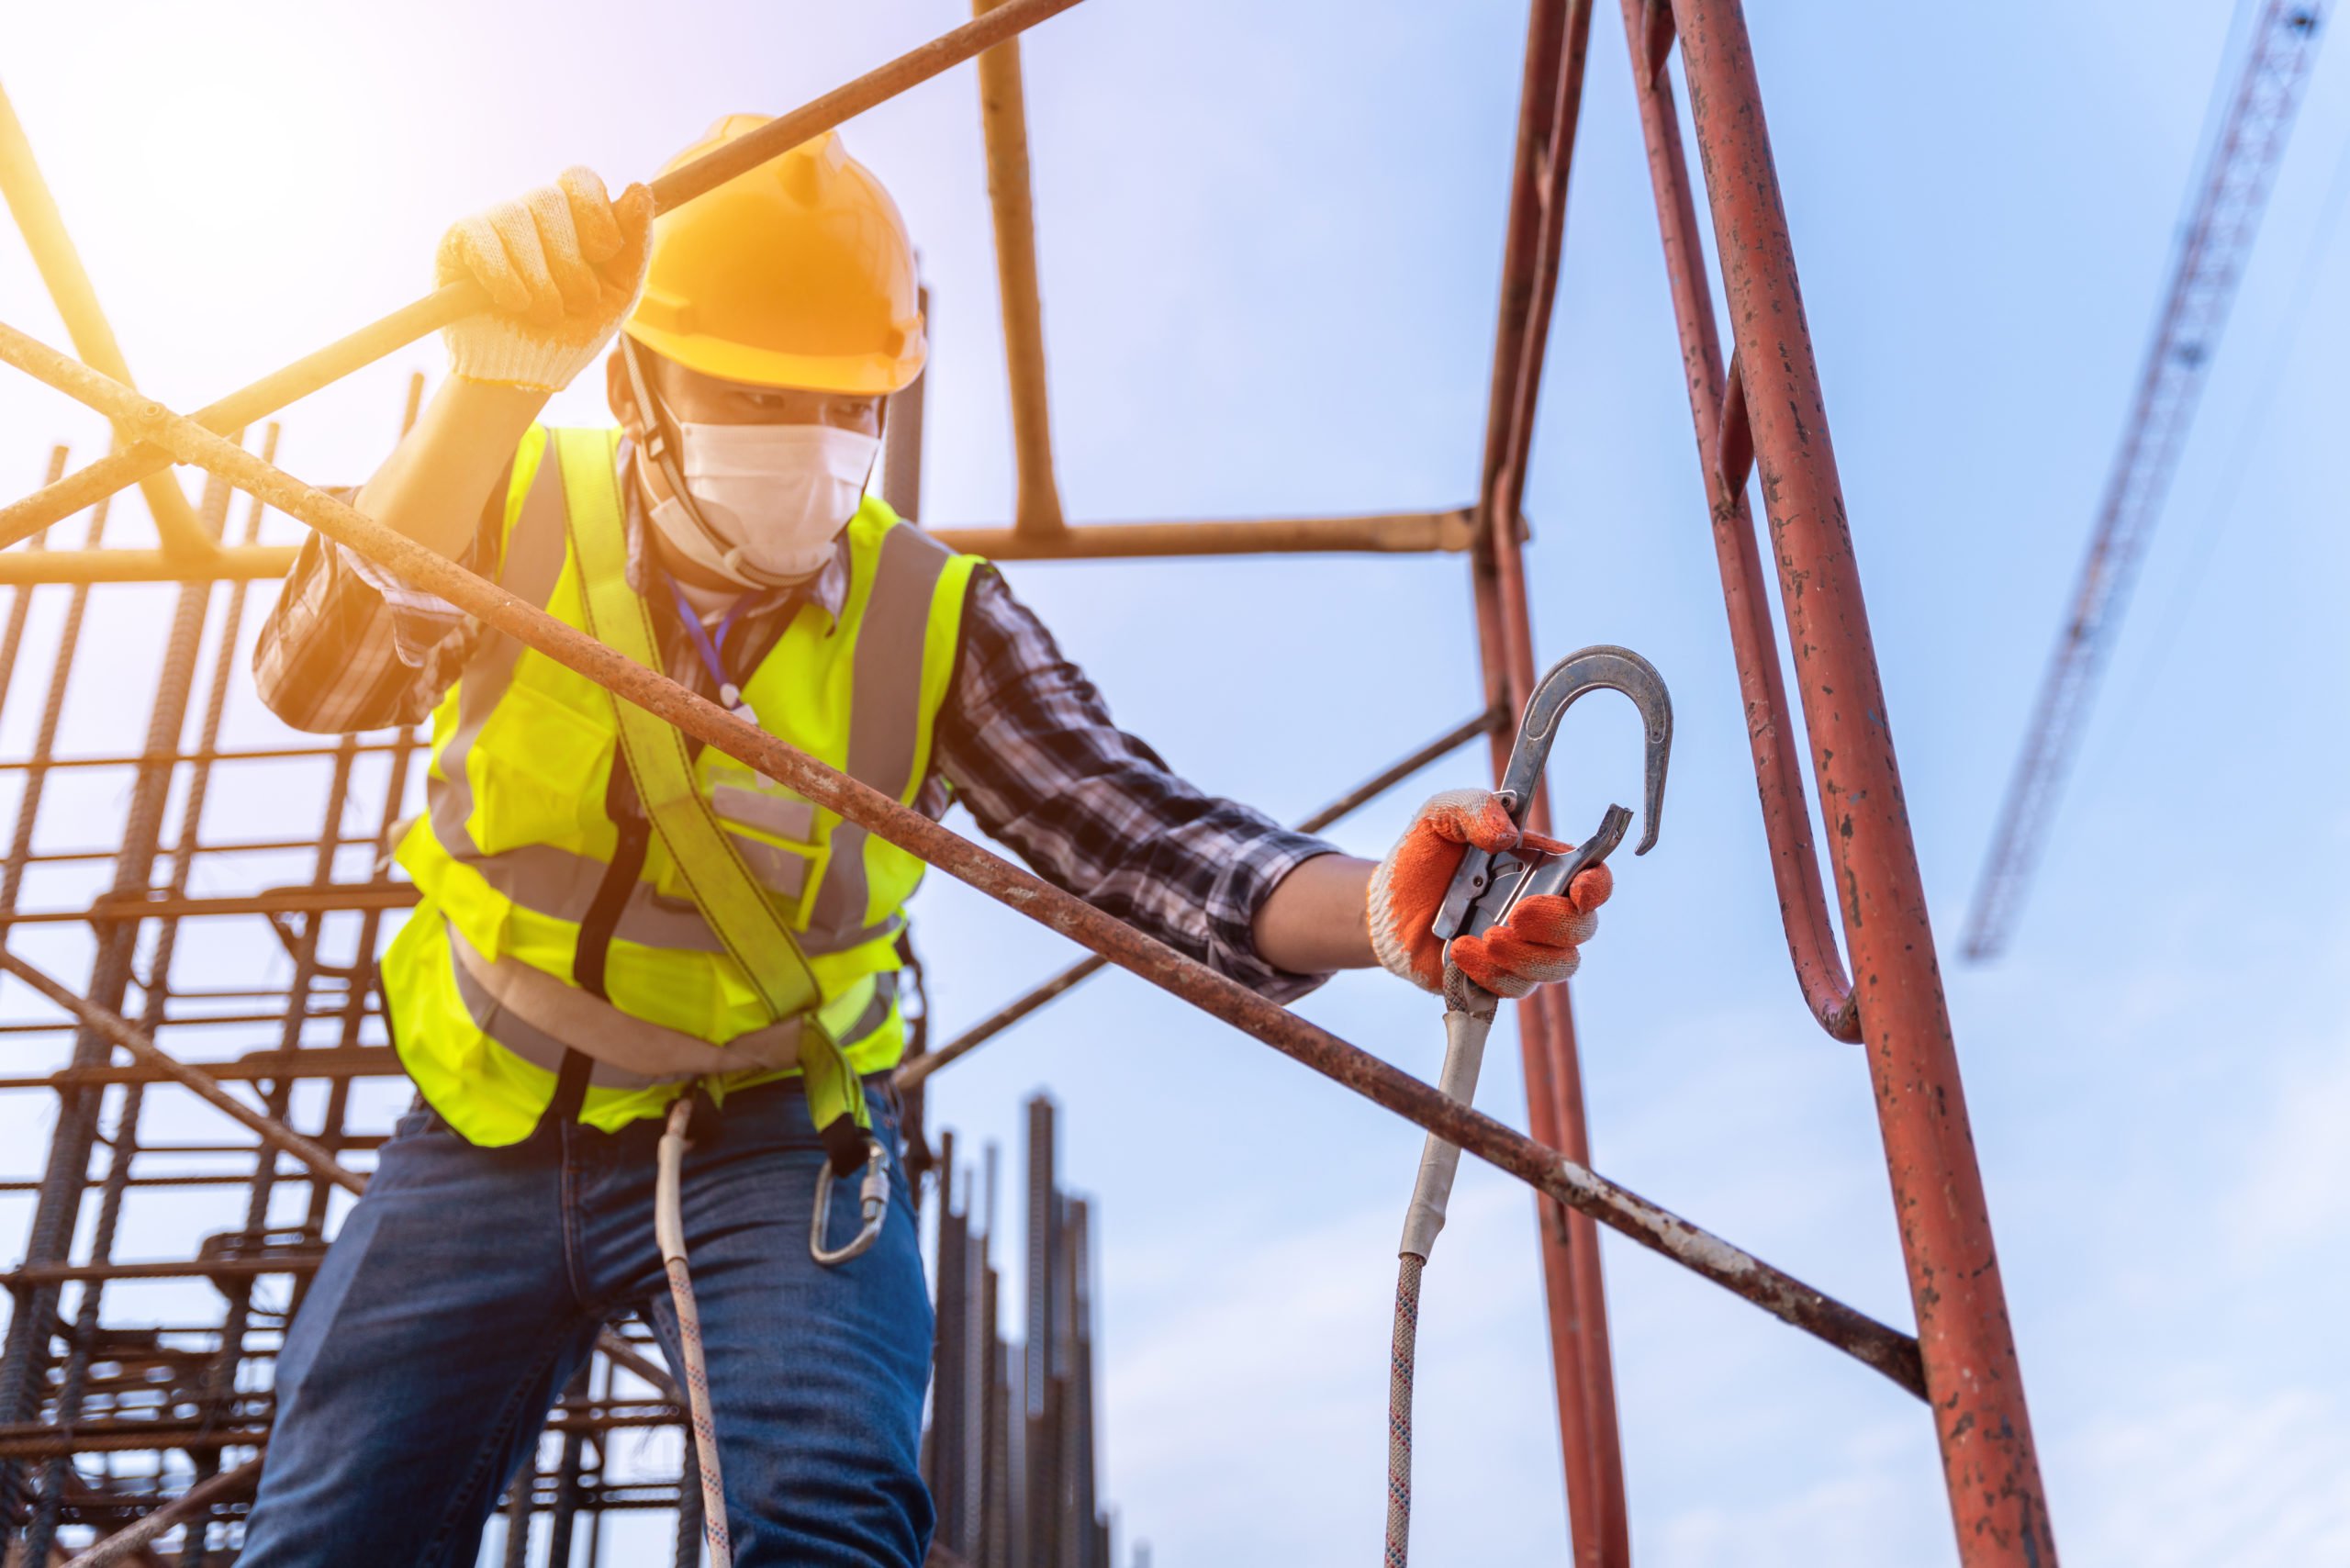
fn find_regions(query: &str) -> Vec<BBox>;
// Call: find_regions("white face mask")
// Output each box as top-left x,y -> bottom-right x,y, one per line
644,420 -> 880,588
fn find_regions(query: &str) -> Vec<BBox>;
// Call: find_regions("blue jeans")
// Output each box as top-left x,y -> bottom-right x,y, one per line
238,1080 -> 933,1567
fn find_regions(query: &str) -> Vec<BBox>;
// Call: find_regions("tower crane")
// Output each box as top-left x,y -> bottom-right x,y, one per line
1964,0 -> 2328,961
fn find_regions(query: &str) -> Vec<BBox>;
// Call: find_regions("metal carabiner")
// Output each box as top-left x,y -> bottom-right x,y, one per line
1431,644 -> 1673,958
810,1137 -> 890,1267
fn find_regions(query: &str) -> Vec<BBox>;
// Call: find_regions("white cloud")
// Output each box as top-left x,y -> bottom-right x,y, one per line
1102,1180 -> 1574,1566
2059,1388 -> 2350,1567
1651,1445 -> 1949,1568
2232,1045 -> 2350,1260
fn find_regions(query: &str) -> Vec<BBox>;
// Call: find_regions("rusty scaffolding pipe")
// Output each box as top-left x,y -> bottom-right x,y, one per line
0,508 -> 1475,585
973,0 -> 1066,537
895,705 -> 1503,1092
0,0 -> 1091,554
1659,0 -> 2056,1558
0,319 -> 1927,1398
1615,0 -> 1858,1043
1468,3 -> 1631,1562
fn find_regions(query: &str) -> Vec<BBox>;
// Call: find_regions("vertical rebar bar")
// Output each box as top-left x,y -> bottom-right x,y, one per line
0,473 -> 107,930
502,1468 -> 534,1568
583,1356 -> 613,1568
183,729 -> 355,1523
0,447 -> 65,740
544,1362 -> 592,1567
23,431 -> 278,1562
0,465 -> 128,1532
1022,1098 -> 1058,1568
672,1431 -> 703,1568
932,1137 -> 968,1553
981,1189 -> 1010,1568
18,1081 -> 140,1562
1065,1199 -> 1097,1568
968,1160 -> 989,1557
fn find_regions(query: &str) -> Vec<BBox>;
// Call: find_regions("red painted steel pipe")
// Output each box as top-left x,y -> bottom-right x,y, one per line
0,0 -> 1089,552
1613,0 -> 1857,1043
0,318 -> 1930,1401
1470,2 -> 1631,1560
1665,1 -> 2056,1559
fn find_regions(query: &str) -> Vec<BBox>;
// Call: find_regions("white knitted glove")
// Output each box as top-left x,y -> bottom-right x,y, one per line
436,167 -> 653,394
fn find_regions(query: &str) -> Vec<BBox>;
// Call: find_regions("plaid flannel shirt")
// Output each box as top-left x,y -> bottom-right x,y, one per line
252,449 -> 1337,1002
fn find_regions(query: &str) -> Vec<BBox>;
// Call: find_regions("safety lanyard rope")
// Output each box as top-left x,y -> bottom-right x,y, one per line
666,572 -> 757,715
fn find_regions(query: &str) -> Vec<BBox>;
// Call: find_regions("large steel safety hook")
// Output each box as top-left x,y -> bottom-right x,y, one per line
1401,643 -> 1673,1259
1429,643 -> 1673,980
1382,644 -> 1672,1568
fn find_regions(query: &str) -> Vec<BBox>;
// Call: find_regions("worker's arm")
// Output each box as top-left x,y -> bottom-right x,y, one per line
254,171 -> 651,735
251,490 -> 506,734
934,577 -> 1607,1000
357,168 -> 652,560
1250,853 -> 1378,973
353,380 -> 547,560
1251,792 -> 1612,991
934,571 -> 1348,1002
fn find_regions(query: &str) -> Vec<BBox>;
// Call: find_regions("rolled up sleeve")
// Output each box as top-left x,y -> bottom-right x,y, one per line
933,569 -> 1339,1003
251,485 -> 500,734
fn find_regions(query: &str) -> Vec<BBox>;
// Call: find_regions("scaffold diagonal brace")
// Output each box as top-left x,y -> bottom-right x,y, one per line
0,317 -> 1927,1398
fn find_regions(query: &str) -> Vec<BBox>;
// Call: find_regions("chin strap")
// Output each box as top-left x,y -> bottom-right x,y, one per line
621,335 -> 752,576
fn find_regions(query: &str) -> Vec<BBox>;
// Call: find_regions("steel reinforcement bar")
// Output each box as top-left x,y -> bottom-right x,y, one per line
0,945 -> 681,1406
0,319 -> 1927,1400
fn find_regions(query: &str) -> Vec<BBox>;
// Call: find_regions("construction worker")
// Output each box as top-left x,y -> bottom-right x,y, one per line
238,118 -> 1610,1567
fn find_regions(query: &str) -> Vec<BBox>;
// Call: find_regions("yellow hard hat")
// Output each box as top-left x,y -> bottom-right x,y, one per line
623,117 -> 925,395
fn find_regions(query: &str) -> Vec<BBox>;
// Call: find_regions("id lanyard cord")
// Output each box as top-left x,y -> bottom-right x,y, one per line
666,573 -> 757,715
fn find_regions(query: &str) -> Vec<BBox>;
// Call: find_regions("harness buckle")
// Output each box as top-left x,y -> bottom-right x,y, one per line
810,1136 -> 890,1266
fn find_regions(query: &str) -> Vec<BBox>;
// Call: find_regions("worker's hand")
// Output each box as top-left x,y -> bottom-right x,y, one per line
435,167 -> 655,394
1367,789 -> 1611,998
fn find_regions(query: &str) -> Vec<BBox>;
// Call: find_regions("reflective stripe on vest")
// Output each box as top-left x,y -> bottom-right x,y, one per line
383,424 -> 978,1147
554,428 -> 866,1148
446,921 -> 898,1092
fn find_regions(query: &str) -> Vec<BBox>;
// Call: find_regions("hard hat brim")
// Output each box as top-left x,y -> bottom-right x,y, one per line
623,319 -> 925,397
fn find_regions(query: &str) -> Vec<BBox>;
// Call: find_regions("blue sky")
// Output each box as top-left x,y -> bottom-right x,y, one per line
1,1 -> 2345,1562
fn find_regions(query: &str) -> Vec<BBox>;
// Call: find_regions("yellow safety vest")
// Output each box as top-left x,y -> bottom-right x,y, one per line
382,426 -> 979,1148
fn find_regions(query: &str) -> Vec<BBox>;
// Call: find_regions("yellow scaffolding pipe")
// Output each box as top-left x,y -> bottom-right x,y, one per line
0,82 -> 215,560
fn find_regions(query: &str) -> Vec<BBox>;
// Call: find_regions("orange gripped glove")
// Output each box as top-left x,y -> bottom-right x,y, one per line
435,166 -> 655,394
1367,789 -> 1613,999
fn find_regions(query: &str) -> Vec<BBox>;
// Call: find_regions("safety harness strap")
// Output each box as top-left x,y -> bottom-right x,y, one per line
553,429 -> 871,1162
